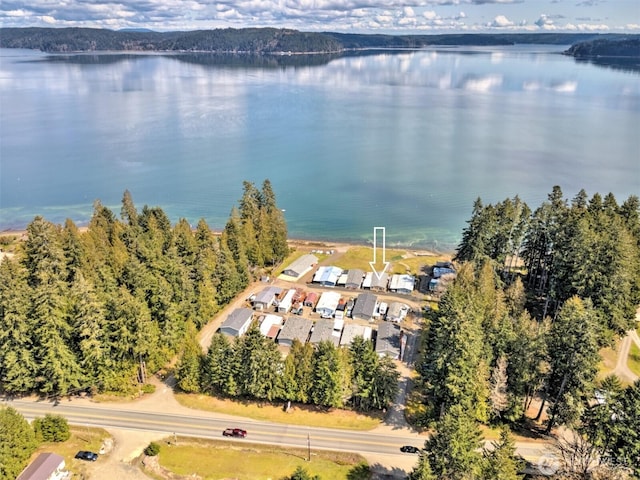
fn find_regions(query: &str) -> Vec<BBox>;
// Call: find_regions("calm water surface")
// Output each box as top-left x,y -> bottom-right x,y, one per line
1,46 -> 638,250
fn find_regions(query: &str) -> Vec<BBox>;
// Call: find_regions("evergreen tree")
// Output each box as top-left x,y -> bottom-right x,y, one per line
349,336 -> 379,411
175,322 -> 203,393
282,339 -> 314,403
235,324 -> 283,401
481,426 -> 524,480
0,406 -> 37,480
202,333 -> 238,396
33,413 -> 71,442
0,259 -> 37,394
415,404 -> 484,480
311,341 -> 349,408
370,355 -> 400,411
542,297 -> 600,433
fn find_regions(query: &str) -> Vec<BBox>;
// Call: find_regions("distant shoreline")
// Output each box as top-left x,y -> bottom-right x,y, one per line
0,228 -> 453,256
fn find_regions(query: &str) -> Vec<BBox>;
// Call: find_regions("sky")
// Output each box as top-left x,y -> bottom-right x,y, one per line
1,0 -> 639,34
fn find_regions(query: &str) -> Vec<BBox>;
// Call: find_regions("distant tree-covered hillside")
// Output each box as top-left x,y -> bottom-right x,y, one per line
564,35 -> 640,58
0,26 -> 628,54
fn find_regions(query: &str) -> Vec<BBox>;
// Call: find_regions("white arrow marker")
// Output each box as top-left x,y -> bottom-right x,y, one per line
369,226 -> 390,281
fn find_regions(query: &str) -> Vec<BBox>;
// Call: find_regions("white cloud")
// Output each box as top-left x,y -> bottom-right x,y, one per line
489,15 -> 514,27
535,14 -> 554,28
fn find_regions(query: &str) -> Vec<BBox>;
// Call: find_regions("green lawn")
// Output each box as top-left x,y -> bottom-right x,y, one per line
628,342 -> 640,377
175,393 -> 382,430
28,426 -> 110,478
154,438 -> 368,480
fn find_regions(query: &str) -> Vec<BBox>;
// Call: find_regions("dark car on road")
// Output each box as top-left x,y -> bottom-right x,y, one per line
75,451 -> 98,461
400,445 -> 420,454
223,428 -> 247,438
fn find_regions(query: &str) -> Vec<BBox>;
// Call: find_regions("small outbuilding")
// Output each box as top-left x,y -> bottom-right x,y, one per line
376,322 -> 401,359
303,291 -> 318,308
352,292 -> 378,322
283,254 -> 318,279
277,317 -> 313,347
219,308 -> 254,337
17,452 -> 67,480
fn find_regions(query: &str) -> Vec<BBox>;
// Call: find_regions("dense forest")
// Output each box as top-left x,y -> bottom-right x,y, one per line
564,36 -> 640,58
0,27 -> 629,53
0,180 -> 287,396
409,187 -> 640,479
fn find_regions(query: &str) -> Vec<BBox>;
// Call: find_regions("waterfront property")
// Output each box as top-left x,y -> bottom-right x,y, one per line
345,269 -> 365,289
282,254 -> 318,279
362,271 -> 389,291
376,322 -> 401,359
352,292 -> 378,322
277,317 -> 313,347
220,308 -> 254,337
389,274 -> 415,295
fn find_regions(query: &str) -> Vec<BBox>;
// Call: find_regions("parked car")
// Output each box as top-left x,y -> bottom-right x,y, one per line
223,428 -> 247,438
400,445 -> 420,454
75,451 -> 98,461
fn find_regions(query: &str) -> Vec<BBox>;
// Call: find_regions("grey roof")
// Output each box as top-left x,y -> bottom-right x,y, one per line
386,301 -> 408,321
352,292 -> 378,319
345,269 -> 365,287
254,286 -> 282,305
309,319 -> 339,346
376,322 -> 401,357
277,317 -> 313,345
283,254 -> 318,277
370,272 -> 389,290
220,308 -> 254,333
17,452 -> 65,480
340,324 -> 370,346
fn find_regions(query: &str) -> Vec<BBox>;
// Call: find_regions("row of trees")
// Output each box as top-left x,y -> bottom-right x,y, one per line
0,180 -> 288,396
0,407 -> 70,480
176,327 -> 400,411
455,187 -> 640,340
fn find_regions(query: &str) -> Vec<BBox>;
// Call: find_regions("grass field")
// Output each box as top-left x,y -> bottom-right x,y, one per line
28,426 -> 110,478
154,438 -> 368,480
628,342 -> 640,377
175,393 -> 382,430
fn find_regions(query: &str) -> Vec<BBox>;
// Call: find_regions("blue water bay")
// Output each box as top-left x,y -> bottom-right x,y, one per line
1,46 -> 638,250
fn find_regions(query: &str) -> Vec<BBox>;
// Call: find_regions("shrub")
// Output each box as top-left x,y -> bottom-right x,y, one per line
33,414 -> 71,442
141,384 -> 156,394
144,442 -> 160,456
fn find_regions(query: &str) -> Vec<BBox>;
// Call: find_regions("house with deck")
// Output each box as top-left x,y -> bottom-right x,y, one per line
315,291 -> 341,318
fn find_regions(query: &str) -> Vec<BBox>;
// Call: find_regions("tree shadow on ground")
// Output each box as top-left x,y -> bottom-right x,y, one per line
367,462 -> 410,480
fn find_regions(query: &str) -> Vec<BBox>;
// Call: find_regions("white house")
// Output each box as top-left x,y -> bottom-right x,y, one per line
315,291 -> 341,318
219,308 -> 254,337
277,289 -> 297,313
258,314 -> 284,338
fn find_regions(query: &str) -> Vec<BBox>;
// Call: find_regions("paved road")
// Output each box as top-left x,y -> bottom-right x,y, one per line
9,400 -> 426,456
